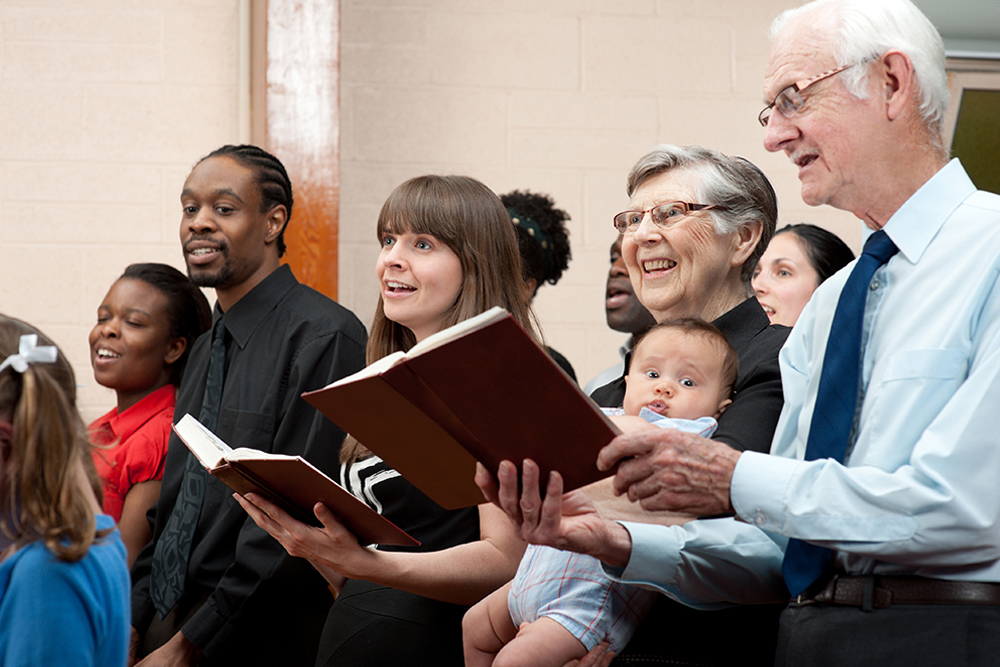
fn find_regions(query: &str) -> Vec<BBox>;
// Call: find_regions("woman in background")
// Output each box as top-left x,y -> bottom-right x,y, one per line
89,263 -> 211,565
0,315 -> 130,666
502,189 -> 576,380
239,175 -> 538,666
753,223 -> 855,327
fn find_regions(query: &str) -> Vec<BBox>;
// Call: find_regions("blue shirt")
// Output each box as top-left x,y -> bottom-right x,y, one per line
0,515 -> 130,666
735,159 -> 1000,583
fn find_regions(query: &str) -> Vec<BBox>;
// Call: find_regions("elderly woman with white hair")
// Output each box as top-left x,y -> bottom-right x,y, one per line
480,144 -> 792,666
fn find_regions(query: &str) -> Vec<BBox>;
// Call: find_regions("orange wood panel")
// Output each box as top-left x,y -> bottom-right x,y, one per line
252,0 -> 340,299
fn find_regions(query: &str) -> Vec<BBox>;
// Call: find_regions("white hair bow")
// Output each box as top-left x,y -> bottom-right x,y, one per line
0,334 -> 58,374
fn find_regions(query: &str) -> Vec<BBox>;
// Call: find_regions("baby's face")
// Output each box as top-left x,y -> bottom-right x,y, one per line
623,328 -> 729,421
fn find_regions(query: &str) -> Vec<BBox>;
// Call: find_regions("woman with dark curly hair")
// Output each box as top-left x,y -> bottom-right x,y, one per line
502,190 -> 577,381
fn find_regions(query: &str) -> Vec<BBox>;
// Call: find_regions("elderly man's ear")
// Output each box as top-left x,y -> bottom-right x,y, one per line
877,50 -> 917,122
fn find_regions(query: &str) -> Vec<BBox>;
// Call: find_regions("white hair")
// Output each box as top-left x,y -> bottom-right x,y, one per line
771,0 -> 948,140
625,144 -> 778,291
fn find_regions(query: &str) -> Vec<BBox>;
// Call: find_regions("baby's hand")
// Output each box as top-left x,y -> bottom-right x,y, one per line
607,414 -> 659,434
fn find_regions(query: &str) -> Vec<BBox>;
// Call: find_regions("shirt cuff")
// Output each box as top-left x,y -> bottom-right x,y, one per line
601,521 -> 684,586
731,450 -> 801,532
183,595 -> 233,657
131,589 -> 155,633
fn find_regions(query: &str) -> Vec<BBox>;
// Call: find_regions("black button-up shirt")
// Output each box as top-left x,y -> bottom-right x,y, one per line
131,264 -> 367,663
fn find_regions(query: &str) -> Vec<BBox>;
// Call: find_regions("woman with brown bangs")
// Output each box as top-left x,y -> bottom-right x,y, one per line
0,315 -> 130,666
238,175 -> 538,666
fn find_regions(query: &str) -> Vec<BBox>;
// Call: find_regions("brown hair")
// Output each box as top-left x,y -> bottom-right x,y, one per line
0,315 -> 106,562
630,317 -> 740,396
342,175 -> 541,463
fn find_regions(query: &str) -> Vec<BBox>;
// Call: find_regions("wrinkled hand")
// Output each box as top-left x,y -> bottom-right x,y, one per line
597,428 -> 740,516
475,460 -> 632,568
235,493 -> 375,579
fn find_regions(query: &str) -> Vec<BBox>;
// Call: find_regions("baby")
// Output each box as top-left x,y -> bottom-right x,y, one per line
463,318 -> 739,667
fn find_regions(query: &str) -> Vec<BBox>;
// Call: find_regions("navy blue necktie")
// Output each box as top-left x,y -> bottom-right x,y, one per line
151,317 -> 227,617
782,229 -> 899,597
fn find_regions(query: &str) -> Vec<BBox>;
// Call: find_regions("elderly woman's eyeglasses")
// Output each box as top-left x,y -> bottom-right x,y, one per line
613,201 -> 728,235
758,62 -> 861,127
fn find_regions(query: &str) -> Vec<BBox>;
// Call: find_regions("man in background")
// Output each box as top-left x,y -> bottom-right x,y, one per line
583,236 -> 655,395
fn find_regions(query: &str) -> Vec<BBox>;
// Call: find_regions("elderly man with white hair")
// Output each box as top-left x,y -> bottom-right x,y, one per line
480,1 -> 1000,665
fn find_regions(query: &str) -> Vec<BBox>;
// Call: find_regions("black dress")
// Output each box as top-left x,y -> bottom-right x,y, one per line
312,455 -> 481,667
546,345 -> 578,383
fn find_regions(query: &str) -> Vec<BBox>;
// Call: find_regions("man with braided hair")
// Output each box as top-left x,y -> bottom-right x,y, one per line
130,145 -> 367,666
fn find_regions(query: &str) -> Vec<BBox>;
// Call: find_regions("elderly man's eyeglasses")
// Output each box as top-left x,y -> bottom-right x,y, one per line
613,201 -> 728,235
758,62 -> 860,127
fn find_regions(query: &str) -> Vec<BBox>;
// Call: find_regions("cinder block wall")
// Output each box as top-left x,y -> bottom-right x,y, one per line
0,1 -> 243,420
0,0 -> 859,422
337,0 -> 858,387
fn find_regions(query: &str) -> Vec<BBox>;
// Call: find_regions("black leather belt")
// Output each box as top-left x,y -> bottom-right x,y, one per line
798,575 -> 1000,609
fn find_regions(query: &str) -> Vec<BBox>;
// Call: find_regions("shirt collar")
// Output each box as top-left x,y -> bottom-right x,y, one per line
214,264 -> 298,349
99,383 -> 175,443
882,159 -> 977,265
620,336 -> 635,359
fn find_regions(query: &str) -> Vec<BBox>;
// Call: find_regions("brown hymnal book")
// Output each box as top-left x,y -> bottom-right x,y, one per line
172,413 -> 419,547
302,307 -> 621,510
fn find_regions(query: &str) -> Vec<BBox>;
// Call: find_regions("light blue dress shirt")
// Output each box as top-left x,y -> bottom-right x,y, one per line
606,160 -> 1000,607
735,159 -> 1000,583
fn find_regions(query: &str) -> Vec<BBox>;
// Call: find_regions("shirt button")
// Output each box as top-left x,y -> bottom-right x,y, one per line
870,280 -> 880,291
754,512 -> 765,526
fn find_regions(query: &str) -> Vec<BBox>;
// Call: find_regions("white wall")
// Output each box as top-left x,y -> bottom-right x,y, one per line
0,1 -> 244,419
337,0 -> 859,386
0,0 -> 862,421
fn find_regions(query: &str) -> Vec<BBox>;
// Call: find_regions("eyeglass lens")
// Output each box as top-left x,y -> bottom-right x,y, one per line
759,86 -> 804,126
614,202 -> 688,233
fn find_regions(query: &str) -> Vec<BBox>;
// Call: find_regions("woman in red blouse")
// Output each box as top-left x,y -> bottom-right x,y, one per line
88,263 -> 210,566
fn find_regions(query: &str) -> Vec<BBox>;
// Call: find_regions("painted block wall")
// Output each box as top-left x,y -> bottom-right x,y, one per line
0,0 -> 859,421
337,0 -> 859,388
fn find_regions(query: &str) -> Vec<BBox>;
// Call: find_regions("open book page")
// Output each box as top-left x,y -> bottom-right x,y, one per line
172,414 -> 420,546
406,306 -> 507,356
175,415 -> 303,466
317,308 -> 507,392
227,449 -> 299,462
324,350 -> 407,389
174,413 -> 233,469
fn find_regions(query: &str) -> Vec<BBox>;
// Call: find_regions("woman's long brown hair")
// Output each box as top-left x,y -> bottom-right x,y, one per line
341,175 -> 541,464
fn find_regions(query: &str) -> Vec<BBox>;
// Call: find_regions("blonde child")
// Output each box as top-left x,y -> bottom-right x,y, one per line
0,315 -> 130,665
